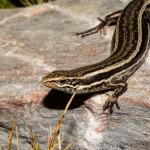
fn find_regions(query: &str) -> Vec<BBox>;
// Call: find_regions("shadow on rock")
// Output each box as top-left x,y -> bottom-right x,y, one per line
42,89 -> 109,110
42,89 -> 93,110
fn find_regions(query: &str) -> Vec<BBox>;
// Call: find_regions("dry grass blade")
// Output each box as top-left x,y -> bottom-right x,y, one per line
8,117 -> 16,150
29,126 -> 36,149
52,139 -> 63,150
49,92 -> 77,150
16,126 -> 19,150
63,144 -> 72,150
58,133 -> 61,150
29,126 -> 42,150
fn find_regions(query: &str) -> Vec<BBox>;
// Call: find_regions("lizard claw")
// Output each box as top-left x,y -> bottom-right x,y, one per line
103,94 -> 120,114
76,17 -> 107,38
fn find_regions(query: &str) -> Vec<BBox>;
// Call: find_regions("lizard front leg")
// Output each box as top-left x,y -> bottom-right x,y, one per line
76,10 -> 122,38
103,82 -> 127,113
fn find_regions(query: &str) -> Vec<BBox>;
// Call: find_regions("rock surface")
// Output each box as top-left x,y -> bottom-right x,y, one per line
0,0 -> 150,149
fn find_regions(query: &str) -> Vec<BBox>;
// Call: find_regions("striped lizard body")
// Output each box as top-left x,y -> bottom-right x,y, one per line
42,0 -> 150,113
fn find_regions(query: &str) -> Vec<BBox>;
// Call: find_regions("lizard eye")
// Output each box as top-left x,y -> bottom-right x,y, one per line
58,80 -> 66,84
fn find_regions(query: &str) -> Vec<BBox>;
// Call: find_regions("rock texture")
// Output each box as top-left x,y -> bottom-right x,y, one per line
0,0 -> 150,149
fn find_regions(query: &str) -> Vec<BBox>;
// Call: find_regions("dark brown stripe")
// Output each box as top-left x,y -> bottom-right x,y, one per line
68,0 -> 147,77
82,19 -> 149,85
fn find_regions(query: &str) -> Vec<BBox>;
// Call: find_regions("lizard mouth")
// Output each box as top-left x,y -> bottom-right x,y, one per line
41,80 -> 56,88
41,77 -> 54,87
41,77 -> 47,86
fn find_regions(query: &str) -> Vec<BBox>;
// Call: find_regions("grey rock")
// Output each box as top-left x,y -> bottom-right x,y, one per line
0,0 -> 150,149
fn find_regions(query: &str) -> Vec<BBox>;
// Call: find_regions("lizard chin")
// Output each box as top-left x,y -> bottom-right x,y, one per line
41,80 -> 77,94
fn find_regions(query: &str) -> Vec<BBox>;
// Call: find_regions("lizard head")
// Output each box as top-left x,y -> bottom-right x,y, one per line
41,70 -> 81,94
